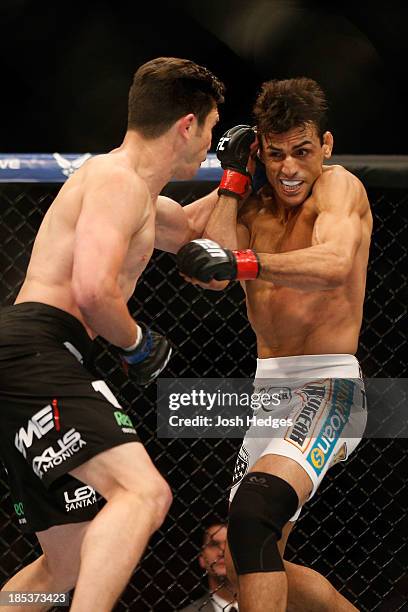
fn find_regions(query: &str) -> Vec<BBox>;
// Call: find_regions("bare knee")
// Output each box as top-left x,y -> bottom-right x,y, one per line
107,476 -> 172,532
146,476 -> 172,529
71,443 -> 173,531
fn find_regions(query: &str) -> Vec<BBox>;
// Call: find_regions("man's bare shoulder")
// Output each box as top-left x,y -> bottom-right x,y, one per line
318,164 -> 368,197
310,164 -> 369,215
79,153 -> 149,199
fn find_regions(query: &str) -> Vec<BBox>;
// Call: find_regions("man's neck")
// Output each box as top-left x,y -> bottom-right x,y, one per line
112,129 -> 178,200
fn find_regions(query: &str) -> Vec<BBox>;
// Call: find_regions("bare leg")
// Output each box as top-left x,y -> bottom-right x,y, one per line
0,522 -> 90,612
1,556 -> 59,612
234,454 -> 313,612
69,442 -> 172,612
226,498 -> 358,612
285,561 -> 359,612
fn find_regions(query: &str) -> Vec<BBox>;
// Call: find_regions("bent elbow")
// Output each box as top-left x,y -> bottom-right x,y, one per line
326,256 -> 351,288
72,277 -> 106,314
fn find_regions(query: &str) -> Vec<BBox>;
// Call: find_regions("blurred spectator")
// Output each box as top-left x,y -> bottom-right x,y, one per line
179,522 -> 238,611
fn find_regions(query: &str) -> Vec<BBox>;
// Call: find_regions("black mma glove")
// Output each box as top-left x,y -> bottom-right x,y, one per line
177,239 -> 260,282
119,323 -> 172,386
216,125 -> 256,199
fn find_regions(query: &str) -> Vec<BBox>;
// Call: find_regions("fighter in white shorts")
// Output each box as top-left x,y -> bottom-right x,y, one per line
177,78 -> 372,611
230,354 -> 366,523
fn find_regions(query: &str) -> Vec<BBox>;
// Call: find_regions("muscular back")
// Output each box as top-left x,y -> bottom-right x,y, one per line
238,166 -> 372,357
15,154 -> 155,337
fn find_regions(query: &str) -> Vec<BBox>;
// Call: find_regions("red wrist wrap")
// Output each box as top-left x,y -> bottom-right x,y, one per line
232,250 -> 260,280
219,170 -> 251,198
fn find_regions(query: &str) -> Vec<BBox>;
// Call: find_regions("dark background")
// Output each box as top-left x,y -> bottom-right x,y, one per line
1,0 -> 407,155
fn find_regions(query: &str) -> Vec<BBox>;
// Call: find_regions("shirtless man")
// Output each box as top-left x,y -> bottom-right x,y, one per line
0,57 -> 224,611
177,77 -> 372,611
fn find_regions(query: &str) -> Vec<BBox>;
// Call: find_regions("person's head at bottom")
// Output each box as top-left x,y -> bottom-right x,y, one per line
199,522 -> 237,608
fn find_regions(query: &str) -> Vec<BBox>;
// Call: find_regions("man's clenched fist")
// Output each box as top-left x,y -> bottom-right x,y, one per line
177,239 -> 260,282
216,125 -> 256,199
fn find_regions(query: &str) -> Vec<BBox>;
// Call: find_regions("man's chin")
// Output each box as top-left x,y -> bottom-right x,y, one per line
277,184 -> 311,206
173,164 -> 200,181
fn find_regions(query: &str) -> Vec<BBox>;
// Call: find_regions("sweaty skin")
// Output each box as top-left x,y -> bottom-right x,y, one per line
15,107 -> 219,347
202,124 -> 367,612
204,124 -> 373,358
15,155 -> 155,340
240,165 -> 372,357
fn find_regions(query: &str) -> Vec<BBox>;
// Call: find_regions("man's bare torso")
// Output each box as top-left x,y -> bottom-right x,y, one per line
238,166 -> 372,358
15,154 -> 155,338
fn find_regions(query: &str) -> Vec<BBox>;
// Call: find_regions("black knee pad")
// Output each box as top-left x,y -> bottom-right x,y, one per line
228,472 -> 299,575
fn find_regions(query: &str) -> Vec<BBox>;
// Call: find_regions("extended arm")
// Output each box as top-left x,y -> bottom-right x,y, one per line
178,170 -> 365,291
176,125 -> 256,288
257,171 -> 363,289
154,189 -> 219,253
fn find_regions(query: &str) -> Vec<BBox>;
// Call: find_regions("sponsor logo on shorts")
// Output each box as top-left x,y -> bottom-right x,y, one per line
63,341 -> 84,364
286,383 -> 327,450
32,428 -> 86,479
14,501 -> 27,525
306,380 -> 354,476
64,485 -> 97,512
330,442 -> 348,467
232,445 -> 249,488
114,411 -> 136,434
15,405 -> 55,458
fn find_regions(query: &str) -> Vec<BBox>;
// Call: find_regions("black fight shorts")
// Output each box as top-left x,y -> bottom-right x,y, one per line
0,302 -> 140,533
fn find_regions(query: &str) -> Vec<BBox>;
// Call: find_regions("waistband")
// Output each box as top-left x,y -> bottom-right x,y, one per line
0,302 -> 93,363
256,354 -> 361,379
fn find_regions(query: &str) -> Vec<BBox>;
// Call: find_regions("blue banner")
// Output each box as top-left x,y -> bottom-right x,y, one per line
0,153 -> 223,183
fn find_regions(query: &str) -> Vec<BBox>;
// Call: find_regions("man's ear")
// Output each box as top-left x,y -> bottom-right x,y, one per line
198,554 -> 206,570
178,113 -> 195,139
322,131 -> 334,158
257,146 -> 265,163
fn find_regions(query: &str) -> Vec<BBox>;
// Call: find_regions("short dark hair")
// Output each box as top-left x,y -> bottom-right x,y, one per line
202,522 -> 227,547
253,77 -> 328,142
128,57 -> 225,138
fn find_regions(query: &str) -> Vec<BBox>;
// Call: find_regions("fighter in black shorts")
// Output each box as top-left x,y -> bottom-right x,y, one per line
0,57 -> 224,612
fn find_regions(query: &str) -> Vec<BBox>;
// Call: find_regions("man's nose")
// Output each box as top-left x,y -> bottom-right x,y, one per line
281,156 -> 298,177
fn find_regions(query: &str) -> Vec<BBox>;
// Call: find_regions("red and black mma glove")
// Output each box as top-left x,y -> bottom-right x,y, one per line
177,239 -> 260,282
216,125 -> 256,199
119,322 -> 172,386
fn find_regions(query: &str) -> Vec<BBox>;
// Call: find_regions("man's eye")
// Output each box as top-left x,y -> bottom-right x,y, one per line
296,149 -> 309,156
268,152 -> 282,159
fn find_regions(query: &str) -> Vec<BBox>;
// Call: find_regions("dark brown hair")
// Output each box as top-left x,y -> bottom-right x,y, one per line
128,57 -> 225,138
253,77 -> 328,142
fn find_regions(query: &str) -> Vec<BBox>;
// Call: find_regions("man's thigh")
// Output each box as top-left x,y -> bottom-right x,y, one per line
250,453 -> 313,510
69,441 -> 167,500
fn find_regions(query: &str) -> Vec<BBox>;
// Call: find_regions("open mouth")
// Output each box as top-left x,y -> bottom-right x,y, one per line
279,179 -> 303,195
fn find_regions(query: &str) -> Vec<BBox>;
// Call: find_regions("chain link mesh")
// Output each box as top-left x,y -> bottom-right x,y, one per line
0,180 -> 407,611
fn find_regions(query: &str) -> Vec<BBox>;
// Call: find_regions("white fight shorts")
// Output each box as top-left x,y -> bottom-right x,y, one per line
230,354 -> 367,521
